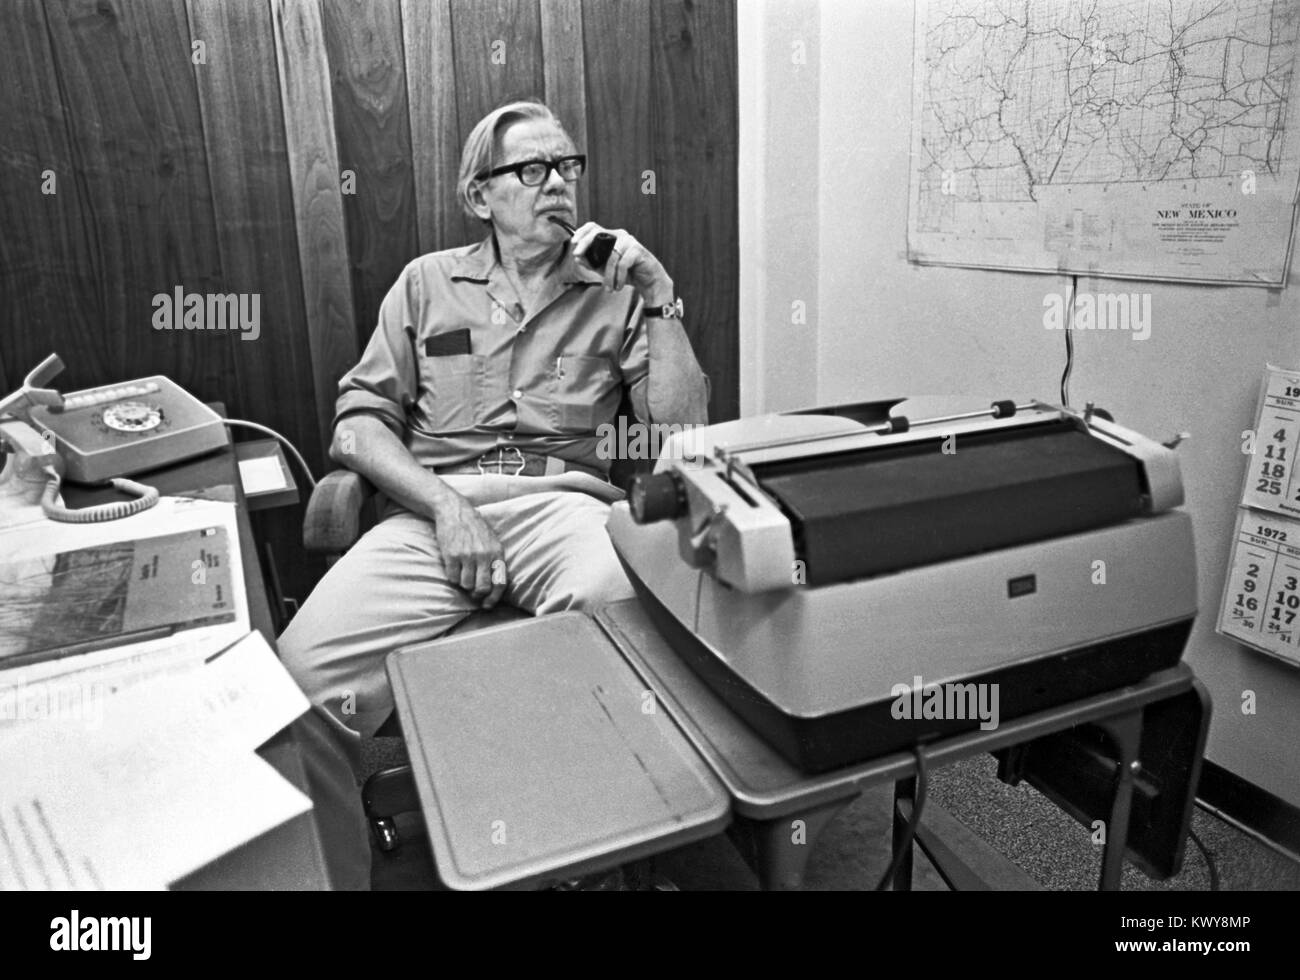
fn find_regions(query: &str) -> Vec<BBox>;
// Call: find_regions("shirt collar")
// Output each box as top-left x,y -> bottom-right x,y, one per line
450,232 -> 605,287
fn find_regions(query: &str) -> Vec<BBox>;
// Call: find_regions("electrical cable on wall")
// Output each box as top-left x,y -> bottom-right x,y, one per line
1060,274 -> 1077,408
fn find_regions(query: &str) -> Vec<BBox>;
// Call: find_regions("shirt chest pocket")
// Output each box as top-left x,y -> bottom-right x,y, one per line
548,354 -> 619,433
421,353 -> 483,433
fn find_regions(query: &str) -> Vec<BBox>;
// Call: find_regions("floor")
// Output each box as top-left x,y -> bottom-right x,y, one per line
364,740 -> 1300,891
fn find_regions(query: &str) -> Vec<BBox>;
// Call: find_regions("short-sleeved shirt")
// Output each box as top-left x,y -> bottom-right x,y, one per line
334,233 -> 651,475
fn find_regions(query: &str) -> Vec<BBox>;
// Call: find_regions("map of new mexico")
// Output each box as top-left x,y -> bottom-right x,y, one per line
909,0 -> 1300,284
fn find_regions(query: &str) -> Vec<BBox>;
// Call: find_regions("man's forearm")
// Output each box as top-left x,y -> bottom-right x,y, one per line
330,414 -> 462,522
642,317 -> 710,426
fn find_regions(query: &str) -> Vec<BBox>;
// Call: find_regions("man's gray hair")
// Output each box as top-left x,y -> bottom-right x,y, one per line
457,100 -> 570,221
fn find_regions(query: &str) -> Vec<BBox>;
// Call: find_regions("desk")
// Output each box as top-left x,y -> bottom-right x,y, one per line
58,437 -> 357,890
594,599 -> 1210,891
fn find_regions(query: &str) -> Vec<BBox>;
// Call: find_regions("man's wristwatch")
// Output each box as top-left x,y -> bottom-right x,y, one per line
643,297 -> 685,320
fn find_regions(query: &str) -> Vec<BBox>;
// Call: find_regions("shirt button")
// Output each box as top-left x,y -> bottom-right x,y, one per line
512,388 -> 523,399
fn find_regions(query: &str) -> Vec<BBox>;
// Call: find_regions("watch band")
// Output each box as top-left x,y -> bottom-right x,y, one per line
643,297 -> 685,320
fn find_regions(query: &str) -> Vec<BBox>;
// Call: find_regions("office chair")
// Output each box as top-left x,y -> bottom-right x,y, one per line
301,409 -> 645,852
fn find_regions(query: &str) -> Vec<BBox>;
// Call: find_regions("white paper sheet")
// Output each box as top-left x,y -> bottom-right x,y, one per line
0,632 -> 311,889
237,455 -> 288,495
0,750 -> 307,890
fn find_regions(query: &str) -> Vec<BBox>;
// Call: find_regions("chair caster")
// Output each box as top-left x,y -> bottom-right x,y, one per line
372,817 -> 400,852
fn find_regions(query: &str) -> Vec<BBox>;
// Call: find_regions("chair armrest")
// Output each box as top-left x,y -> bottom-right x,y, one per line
304,469 -> 378,555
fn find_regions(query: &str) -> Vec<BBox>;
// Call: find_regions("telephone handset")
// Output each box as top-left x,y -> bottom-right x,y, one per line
0,354 -> 227,523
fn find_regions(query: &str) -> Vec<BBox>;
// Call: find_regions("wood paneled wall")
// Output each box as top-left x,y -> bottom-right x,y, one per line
0,0 -> 738,604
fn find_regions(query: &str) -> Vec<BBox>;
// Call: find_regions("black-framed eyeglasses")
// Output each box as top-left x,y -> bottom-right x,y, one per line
477,155 -> 586,187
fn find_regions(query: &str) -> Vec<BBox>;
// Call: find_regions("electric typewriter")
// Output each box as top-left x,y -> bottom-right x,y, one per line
608,396 -> 1196,773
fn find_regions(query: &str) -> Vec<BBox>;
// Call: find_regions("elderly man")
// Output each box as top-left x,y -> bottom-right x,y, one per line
279,100 -> 708,780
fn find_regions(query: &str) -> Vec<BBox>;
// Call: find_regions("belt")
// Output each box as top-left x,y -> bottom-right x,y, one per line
435,446 -> 607,481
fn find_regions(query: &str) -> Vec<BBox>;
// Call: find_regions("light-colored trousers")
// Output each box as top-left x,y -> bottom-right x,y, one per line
278,474 -> 636,765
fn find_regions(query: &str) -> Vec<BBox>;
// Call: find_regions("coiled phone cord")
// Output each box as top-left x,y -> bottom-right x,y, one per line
40,464 -> 160,523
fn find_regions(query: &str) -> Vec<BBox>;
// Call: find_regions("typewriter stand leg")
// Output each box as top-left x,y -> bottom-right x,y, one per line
890,776 -> 917,890
729,797 -> 855,890
1093,708 -> 1144,891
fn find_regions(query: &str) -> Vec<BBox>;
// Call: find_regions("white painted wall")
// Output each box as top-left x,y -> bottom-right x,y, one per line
739,0 -> 821,415
740,0 -> 1300,807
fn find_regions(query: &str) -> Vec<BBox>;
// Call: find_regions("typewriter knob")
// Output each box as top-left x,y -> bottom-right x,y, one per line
629,472 -> 685,523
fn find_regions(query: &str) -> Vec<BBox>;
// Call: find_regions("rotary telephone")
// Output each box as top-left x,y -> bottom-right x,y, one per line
0,354 -> 228,523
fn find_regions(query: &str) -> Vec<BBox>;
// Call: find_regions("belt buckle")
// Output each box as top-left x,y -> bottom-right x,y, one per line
501,446 -> 526,476
477,446 -> 526,476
